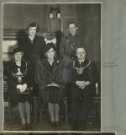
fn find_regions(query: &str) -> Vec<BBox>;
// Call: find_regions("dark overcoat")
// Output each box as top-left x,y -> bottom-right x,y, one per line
18,34 -> 45,96
19,34 -> 45,66
35,58 -> 64,103
60,33 -> 82,61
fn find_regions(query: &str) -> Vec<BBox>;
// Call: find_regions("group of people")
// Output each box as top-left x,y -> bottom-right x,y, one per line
6,22 -> 98,130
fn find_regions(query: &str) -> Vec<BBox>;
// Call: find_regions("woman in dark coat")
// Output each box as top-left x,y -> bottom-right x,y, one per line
18,22 -> 46,123
35,43 -> 64,126
18,22 -> 45,65
70,47 -> 98,130
7,48 -> 33,128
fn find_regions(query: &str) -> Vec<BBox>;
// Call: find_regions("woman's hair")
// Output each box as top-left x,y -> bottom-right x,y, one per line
76,47 -> 87,54
26,22 -> 40,32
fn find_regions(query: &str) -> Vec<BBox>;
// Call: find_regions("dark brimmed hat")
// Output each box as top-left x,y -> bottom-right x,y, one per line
27,22 -> 40,32
13,47 -> 24,55
44,43 -> 56,54
43,32 -> 56,40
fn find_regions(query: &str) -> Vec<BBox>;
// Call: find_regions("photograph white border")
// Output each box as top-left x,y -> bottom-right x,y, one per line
0,0 -> 116,134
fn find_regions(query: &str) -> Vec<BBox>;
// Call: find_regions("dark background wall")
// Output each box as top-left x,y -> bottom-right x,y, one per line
4,4 -> 48,31
3,4 -> 101,66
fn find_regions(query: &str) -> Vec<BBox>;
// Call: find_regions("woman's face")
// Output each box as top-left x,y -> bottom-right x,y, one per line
28,26 -> 37,37
14,52 -> 23,62
46,48 -> 55,59
76,48 -> 86,61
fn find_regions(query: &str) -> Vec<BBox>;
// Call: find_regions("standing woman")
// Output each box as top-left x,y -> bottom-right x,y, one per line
18,22 -> 46,123
35,43 -> 64,126
70,47 -> 98,130
7,48 -> 33,129
18,22 -> 45,65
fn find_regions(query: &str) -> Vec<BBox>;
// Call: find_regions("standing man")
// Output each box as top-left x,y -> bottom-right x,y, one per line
60,22 -> 83,82
18,22 -> 45,123
59,22 -> 83,124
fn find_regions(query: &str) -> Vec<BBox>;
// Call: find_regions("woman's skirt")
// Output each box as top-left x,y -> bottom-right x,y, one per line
43,86 -> 62,104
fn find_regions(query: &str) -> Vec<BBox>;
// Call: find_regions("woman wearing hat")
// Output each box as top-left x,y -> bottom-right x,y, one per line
35,43 -> 64,126
7,48 -> 33,129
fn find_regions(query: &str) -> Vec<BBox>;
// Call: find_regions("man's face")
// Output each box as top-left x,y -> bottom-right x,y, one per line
28,26 -> 37,37
76,48 -> 86,61
69,23 -> 78,36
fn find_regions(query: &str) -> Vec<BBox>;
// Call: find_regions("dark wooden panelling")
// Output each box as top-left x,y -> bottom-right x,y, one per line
3,4 -> 101,63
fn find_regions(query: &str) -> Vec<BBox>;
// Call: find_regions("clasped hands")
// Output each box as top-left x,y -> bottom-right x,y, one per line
75,80 -> 90,90
16,83 -> 28,93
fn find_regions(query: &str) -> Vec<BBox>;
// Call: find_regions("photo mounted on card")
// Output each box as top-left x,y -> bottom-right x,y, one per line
2,1 -> 101,131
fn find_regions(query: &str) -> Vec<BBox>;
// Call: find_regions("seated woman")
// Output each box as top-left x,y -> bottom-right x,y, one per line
35,43 -> 64,127
7,48 -> 33,129
69,47 -> 98,130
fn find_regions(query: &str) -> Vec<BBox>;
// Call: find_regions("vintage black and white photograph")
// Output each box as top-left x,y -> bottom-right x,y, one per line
3,3 -> 101,131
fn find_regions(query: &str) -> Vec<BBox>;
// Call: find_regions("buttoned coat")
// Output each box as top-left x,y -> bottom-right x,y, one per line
35,58 -> 64,103
19,34 -> 45,66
